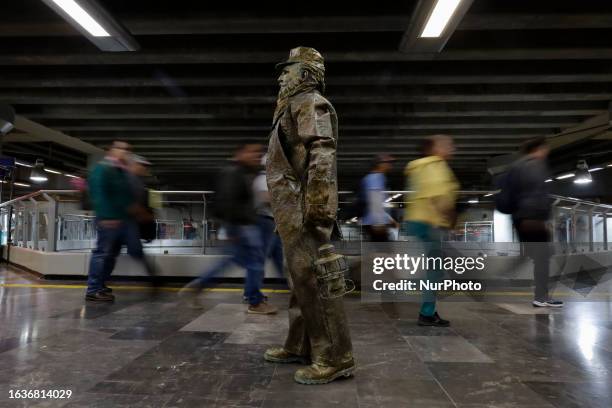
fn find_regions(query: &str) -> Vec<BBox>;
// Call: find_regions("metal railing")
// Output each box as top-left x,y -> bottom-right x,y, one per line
0,189 -> 610,254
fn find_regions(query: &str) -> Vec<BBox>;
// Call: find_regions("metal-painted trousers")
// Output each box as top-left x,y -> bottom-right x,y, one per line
279,227 -> 353,367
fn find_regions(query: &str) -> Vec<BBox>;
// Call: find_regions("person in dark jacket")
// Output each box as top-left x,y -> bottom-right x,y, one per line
85,141 -> 156,302
180,143 -> 277,314
127,154 -> 156,243
511,136 -> 563,308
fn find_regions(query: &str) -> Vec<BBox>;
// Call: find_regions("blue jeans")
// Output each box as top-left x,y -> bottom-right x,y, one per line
403,221 -> 444,317
257,216 -> 284,277
191,224 -> 265,306
87,220 -> 154,294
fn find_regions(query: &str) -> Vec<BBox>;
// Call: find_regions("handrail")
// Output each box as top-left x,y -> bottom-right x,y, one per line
2,189 -> 611,211
0,190 -> 78,208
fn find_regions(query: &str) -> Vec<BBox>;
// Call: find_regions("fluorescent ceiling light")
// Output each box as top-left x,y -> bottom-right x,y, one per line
483,193 -> 493,197
468,198 -> 479,204
65,174 -> 80,178
44,168 -> 62,175
556,173 -> 575,180
607,164 -> 612,167
14,182 -> 31,187
15,160 -> 33,168
30,176 -> 48,182
588,167 -> 603,172
51,0 -> 110,37
574,178 -> 592,184
420,0 -> 462,38
545,178 -> 553,183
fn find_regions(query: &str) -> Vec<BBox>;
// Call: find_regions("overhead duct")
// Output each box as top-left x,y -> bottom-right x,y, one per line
487,109 -> 612,176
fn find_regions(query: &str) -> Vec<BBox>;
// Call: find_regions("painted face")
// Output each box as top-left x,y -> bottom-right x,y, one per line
277,63 -> 304,93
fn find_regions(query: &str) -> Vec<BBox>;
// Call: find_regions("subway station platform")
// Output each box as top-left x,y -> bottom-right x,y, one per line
1,267 -> 611,408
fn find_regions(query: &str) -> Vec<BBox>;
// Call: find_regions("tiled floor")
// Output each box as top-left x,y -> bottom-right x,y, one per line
1,267 -> 612,408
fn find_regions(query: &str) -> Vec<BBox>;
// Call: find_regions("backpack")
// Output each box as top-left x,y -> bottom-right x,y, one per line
494,166 -> 518,214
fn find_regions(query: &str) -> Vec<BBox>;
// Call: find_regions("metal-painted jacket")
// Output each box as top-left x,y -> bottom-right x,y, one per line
266,90 -> 338,241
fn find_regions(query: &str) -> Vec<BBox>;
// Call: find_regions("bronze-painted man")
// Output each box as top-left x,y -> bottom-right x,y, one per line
264,47 -> 354,384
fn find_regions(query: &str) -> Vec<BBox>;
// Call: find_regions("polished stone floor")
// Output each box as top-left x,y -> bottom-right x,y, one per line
1,267 -> 612,408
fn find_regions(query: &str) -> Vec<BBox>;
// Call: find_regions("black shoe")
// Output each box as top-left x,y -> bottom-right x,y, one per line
101,286 -> 113,293
418,312 -> 450,327
85,291 -> 115,302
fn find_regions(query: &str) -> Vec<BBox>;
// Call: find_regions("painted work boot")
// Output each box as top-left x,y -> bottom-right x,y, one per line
293,360 -> 355,385
264,347 -> 310,364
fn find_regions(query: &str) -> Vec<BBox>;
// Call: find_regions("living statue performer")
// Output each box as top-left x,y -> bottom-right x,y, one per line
264,47 -> 354,385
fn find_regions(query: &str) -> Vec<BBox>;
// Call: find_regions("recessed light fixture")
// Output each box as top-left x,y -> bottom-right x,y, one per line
483,193 -> 493,197
574,160 -> 592,184
29,159 -> 48,183
556,173 -> 575,180
545,178 -> 553,183
50,0 -> 110,37
420,0 -> 463,38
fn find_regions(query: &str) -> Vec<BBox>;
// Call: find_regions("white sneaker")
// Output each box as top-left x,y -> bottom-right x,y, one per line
532,299 -> 564,308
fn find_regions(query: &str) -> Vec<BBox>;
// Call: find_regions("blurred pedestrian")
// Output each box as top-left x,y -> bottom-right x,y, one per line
127,154 -> 156,243
404,135 -> 459,326
253,155 -> 284,276
244,155 -> 284,303
360,154 -> 398,242
511,137 -> 562,308
180,143 -> 277,314
85,141 -> 156,302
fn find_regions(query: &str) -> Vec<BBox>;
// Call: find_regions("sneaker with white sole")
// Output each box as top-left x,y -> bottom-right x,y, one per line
532,299 -> 564,308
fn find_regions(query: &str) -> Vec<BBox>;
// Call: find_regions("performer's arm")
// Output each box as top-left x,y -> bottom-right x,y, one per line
292,98 -> 336,224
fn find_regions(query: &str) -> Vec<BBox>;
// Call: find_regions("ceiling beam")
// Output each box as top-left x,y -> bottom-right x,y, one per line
70,133 -> 541,142
17,101 -> 606,119
548,112 -> 611,150
12,116 -> 104,156
7,13 -> 610,36
5,73 -> 612,88
5,49 -> 612,66
50,122 -> 576,132
5,93 -> 612,105
459,13 -> 612,30
0,16 -> 409,37
20,109 -> 603,120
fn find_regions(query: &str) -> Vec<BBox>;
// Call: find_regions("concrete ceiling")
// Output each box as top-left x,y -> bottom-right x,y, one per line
1,0 -> 612,190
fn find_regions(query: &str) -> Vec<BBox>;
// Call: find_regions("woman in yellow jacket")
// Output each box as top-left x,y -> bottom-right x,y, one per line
404,135 -> 459,327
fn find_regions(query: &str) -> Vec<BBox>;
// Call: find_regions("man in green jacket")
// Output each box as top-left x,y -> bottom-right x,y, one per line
85,141 -> 156,301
